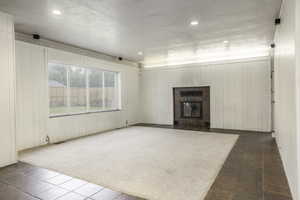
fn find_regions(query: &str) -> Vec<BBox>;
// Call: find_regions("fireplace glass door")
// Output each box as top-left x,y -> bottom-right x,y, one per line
181,101 -> 202,118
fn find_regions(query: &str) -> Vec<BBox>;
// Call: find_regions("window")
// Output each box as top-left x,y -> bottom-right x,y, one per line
88,69 -> 103,111
69,66 -> 87,113
48,63 -> 68,115
48,63 -> 120,116
104,71 -> 119,110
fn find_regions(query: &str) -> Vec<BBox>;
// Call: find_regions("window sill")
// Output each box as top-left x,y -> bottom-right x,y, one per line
49,109 -> 121,119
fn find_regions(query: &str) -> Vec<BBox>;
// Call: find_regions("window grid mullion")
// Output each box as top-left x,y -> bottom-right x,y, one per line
114,73 -> 118,109
102,72 -> 105,110
86,69 -> 90,112
66,66 -> 71,113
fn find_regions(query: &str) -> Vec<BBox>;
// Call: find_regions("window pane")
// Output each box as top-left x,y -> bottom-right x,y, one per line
88,69 -> 103,111
69,66 -> 87,113
48,63 -> 120,116
48,63 -> 68,115
104,71 -> 118,110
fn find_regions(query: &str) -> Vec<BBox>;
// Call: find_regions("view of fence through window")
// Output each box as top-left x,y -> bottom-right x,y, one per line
48,63 -> 120,116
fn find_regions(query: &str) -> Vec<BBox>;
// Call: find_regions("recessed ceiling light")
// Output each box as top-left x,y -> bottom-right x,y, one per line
223,40 -> 229,44
138,51 -> 143,56
52,10 -> 62,15
190,20 -> 199,26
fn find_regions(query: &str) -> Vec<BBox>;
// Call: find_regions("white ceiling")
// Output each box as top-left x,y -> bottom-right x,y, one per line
0,0 -> 281,66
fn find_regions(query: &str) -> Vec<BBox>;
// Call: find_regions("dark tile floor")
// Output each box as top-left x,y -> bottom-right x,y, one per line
0,125 -> 293,200
0,162 -> 143,200
204,132 -> 293,200
136,124 -> 293,200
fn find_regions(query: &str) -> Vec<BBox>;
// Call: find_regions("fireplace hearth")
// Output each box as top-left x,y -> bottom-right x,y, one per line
173,87 -> 210,129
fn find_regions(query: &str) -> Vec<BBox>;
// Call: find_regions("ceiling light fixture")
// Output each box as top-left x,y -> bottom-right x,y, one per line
138,51 -> 143,56
223,40 -> 229,44
52,10 -> 62,15
190,20 -> 199,26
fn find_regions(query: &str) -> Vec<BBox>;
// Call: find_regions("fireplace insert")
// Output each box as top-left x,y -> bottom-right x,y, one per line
173,87 -> 210,129
181,101 -> 203,118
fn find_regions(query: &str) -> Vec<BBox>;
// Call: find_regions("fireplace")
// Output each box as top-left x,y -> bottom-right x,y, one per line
173,87 -> 210,129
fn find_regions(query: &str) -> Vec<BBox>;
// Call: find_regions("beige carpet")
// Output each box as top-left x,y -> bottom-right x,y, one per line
20,126 -> 238,200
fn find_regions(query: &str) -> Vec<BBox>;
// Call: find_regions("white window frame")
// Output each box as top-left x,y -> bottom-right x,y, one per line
48,62 -> 121,118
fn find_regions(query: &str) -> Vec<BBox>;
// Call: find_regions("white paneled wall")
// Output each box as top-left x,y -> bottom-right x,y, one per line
15,42 -> 140,149
141,58 -> 271,132
274,0 -> 299,198
297,2 -> 300,199
16,41 -> 48,150
48,49 -> 140,143
0,12 -> 16,167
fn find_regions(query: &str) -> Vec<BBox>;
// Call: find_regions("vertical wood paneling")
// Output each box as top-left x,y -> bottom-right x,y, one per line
241,63 -> 248,130
274,0 -> 299,197
0,12 -> 16,167
15,43 -> 140,147
141,58 -> 271,132
16,41 -> 47,150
